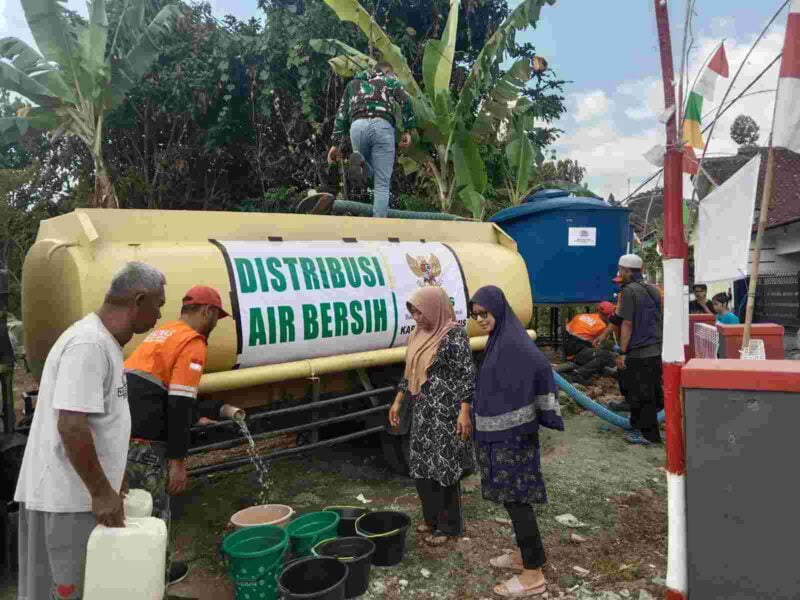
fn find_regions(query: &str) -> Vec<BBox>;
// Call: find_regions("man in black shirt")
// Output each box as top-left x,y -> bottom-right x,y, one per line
610,254 -> 663,445
689,283 -> 714,315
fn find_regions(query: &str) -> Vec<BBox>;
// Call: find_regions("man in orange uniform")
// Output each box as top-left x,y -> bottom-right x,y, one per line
124,285 -> 230,585
563,302 -> 617,385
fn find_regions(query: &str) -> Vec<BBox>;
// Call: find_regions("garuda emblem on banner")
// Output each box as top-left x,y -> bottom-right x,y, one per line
406,254 -> 442,287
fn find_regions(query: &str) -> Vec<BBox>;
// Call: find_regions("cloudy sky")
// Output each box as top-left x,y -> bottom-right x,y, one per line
1,0 -> 791,201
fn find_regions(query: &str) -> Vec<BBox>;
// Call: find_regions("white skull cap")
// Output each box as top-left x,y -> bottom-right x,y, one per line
618,254 -> 643,269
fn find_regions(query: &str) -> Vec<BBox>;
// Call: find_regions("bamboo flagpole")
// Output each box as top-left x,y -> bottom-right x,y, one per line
741,141 -> 775,350
742,0 -> 800,350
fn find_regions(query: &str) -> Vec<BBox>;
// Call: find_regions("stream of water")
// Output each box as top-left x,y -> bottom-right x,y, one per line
234,414 -> 271,505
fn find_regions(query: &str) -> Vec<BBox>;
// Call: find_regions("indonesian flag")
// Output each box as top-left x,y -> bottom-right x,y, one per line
682,44 -> 729,175
773,0 -> 800,153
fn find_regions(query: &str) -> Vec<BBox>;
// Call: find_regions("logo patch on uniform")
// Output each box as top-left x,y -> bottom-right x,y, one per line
143,329 -> 175,344
117,382 -> 128,397
190,362 -> 203,372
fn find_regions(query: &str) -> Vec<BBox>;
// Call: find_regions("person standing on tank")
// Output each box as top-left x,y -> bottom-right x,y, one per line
14,262 -> 166,600
327,61 -> 416,218
389,286 -> 475,546
468,285 -> 564,598
124,285 -> 242,586
610,254 -> 664,445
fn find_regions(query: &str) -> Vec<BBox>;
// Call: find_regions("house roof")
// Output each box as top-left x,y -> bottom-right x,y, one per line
696,146 -> 800,230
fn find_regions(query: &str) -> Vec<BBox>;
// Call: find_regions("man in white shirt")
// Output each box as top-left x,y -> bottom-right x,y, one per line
14,262 -> 166,600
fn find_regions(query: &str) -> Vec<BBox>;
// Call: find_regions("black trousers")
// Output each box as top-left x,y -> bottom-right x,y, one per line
415,479 -> 464,536
623,356 -> 663,442
504,502 -> 546,569
573,347 -> 615,378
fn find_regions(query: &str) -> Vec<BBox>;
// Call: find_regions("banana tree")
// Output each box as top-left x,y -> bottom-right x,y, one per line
0,0 -> 181,208
313,0 -> 555,218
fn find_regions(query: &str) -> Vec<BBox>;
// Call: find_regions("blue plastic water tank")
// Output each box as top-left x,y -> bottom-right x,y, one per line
489,190 -> 632,304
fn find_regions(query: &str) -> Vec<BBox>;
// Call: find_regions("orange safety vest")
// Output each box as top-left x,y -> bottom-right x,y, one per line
124,320 -> 207,400
566,313 -> 607,342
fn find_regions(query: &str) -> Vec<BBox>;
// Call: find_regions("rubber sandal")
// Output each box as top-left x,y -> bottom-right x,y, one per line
423,532 -> 450,546
490,553 -> 524,572
493,576 -> 546,598
416,523 -> 434,534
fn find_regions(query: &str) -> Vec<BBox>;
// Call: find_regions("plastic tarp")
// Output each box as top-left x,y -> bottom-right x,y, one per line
694,154 -> 760,283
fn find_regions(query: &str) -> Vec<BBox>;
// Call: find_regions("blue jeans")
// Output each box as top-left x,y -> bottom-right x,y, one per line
350,118 -> 395,218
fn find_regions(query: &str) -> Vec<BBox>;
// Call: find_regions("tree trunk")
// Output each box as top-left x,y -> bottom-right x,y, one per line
89,155 -> 119,209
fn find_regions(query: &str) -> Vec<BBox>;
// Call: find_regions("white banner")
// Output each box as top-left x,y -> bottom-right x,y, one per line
212,240 -> 469,368
694,154 -> 760,283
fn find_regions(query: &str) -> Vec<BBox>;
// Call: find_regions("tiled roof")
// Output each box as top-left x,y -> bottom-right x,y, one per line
697,147 -> 800,230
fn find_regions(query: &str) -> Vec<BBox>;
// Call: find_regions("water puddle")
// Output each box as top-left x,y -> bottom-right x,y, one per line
235,414 -> 271,504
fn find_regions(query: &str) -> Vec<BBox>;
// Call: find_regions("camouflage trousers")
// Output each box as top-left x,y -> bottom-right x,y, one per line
126,439 -> 173,567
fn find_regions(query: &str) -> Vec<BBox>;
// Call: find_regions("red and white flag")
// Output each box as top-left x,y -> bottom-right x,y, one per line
773,0 -> 800,153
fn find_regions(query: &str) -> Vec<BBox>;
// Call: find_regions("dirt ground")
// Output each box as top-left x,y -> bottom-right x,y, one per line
164,389 -> 667,600
2,368 -> 667,600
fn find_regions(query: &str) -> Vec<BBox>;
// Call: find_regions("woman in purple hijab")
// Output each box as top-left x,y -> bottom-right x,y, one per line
469,286 -> 564,598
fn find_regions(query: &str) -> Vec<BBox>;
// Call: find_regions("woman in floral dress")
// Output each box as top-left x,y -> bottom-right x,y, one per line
469,286 -> 564,598
389,286 -> 475,545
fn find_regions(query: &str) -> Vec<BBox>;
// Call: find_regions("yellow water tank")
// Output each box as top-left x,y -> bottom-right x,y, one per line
23,209 -> 533,384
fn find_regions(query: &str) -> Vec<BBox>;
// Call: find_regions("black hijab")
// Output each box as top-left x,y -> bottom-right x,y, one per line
469,286 -> 563,442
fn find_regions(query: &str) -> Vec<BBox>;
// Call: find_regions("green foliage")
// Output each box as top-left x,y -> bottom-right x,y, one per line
318,0 -> 560,218
730,114 -> 760,147
0,0 -> 182,206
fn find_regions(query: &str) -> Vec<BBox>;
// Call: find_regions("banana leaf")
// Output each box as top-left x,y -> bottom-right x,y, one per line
0,61 -> 60,107
422,0 -> 459,101
110,3 -> 181,105
452,125 -> 487,195
123,0 -> 148,32
30,69 -> 77,104
309,39 -> 374,77
321,0 -> 421,97
0,38 -> 45,74
471,58 -> 532,143
20,0 -> 82,87
81,0 -> 109,78
0,117 -> 30,144
505,116 -> 534,204
458,185 -> 485,219
456,0 -> 555,121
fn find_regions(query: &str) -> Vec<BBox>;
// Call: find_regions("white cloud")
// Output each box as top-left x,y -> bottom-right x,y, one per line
618,77 -> 664,121
551,25 -> 786,202
572,90 -> 613,123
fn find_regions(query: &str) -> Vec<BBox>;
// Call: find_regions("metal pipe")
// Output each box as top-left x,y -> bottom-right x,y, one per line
190,386 -> 395,433
198,331 -> 536,394
189,404 -> 390,455
188,426 -> 386,476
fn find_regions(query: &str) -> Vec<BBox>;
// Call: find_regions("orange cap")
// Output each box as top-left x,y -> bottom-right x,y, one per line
182,285 -> 229,318
597,301 -> 615,316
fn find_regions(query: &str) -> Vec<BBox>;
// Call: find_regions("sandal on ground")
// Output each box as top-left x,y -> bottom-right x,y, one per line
416,523 -> 434,534
489,553 -> 523,572
493,576 -> 546,598
423,532 -> 451,546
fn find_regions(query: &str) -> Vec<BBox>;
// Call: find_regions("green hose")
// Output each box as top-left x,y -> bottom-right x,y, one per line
331,199 -> 465,221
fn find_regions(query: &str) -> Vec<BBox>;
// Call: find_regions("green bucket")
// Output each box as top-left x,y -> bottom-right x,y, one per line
286,511 -> 340,558
221,524 -> 289,600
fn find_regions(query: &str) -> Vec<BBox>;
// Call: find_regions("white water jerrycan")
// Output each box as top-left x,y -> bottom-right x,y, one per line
124,489 -> 154,518
83,516 -> 167,600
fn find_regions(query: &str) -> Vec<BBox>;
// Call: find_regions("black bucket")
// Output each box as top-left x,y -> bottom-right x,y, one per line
313,537 -> 375,599
323,506 -> 370,538
278,556 -> 348,600
354,511 -> 410,567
